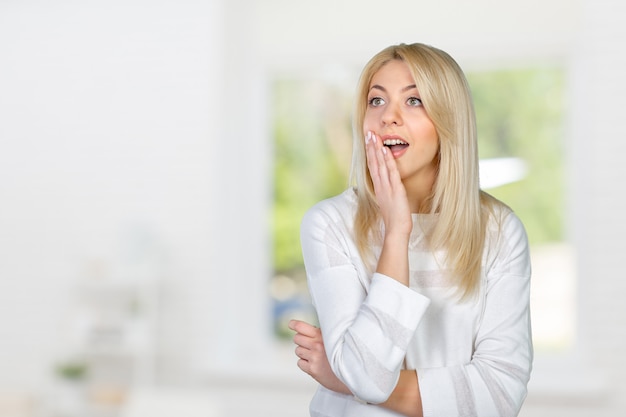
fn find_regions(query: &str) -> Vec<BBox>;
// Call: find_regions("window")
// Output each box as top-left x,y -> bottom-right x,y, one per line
270,67 -> 575,352
270,76 -> 353,339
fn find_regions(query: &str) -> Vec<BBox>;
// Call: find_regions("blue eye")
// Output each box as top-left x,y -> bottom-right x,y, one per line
369,97 -> 385,107
407,97 -> 422,106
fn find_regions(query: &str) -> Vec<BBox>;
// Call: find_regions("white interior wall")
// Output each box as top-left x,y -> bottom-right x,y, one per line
254,0 -> 581,72
566,0 -> 626,413
0,0 -> 224,388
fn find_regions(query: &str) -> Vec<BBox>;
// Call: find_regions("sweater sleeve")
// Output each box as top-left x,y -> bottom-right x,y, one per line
418,211 -> 533,417
301,204 -> 431,404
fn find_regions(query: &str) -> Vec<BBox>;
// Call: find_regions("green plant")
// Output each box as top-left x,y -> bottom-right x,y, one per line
55,361 -> 88,380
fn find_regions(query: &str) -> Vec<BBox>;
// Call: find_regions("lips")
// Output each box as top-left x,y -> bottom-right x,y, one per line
382,137 -> 409,157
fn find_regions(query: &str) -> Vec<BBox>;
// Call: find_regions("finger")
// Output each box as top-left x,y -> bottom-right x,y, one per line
377,144 -> 390,183
289,319 -> 320,338
372,134 -> 392,189
365,132 -> 380,184
295,345 -> 312,361
291,323 -> 323,352
367,132 -> 390,192
297,358 -> 311,375
381,144 -> 401,187
293,332 -> 317,349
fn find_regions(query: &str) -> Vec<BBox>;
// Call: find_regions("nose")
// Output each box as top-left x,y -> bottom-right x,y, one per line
381,102 -> 401,126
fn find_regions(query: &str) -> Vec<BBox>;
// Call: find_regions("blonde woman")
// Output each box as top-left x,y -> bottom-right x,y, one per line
289,43 -> 532,417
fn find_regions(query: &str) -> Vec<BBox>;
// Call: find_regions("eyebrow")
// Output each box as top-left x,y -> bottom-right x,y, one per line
369,84 -> 418,93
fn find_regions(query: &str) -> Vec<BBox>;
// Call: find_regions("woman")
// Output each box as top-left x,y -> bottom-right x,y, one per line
289,43 -> 532,417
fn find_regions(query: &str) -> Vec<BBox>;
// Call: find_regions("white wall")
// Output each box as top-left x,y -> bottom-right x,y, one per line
0,0 -> 276,394
254,0 -> 581,72
562,0 -> 626,414
0,0 -> 225,388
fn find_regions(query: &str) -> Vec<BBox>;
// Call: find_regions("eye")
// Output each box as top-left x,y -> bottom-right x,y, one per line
407,97 -> 422,106
368,97 -> 385,107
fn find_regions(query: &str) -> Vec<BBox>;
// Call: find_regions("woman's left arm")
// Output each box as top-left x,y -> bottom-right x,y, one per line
290,319 -> 423,416
418,211 -> 533,417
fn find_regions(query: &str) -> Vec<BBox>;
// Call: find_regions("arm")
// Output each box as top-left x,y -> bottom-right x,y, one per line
418,212 -> 533,417
299,133 -> 430,404
366,131 -> 412,286
382,370 -> 422,417
291,320 -> 423,417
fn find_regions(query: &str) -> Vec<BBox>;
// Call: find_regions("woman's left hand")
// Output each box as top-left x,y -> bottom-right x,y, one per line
365,130 -> 412,238
289,319 -> 352,395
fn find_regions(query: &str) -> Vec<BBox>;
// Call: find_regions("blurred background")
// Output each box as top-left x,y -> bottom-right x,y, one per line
0,0 -> 624,416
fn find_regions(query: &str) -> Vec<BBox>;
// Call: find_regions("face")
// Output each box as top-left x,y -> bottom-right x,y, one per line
363,59 -> 439,191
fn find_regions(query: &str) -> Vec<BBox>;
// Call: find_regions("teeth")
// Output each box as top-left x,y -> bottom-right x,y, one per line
383,139 -> 407,146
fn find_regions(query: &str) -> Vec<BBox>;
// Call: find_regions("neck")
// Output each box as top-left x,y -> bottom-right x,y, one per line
403,172 -> 436,214
406,191 -> 432,214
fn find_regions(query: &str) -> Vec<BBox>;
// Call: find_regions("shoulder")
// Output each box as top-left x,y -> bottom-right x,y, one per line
301,188 -> 358,231
481,193 -> 530,275
300,188 -> 359,255
481,192 -> 526,237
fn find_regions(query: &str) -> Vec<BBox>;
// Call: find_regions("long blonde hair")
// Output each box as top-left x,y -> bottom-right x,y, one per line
350,43 -> 498,299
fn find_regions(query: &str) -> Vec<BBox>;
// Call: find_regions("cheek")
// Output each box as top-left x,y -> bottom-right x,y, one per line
422,121 -> 439,145
362,119 -> 372,134
412,122 -> 440,158
362,110 -> 377,132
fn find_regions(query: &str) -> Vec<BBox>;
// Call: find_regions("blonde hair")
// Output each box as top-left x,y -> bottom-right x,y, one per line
350,43 -> 499,300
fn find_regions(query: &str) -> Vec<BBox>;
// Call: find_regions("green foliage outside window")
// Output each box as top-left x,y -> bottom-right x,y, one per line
469,68 -> 565,244
271,68 -> 565,338
272,79 -> 352,274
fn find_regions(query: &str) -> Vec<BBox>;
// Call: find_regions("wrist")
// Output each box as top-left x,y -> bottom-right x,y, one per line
381,231 -> 410,250
377,238 -> 410,286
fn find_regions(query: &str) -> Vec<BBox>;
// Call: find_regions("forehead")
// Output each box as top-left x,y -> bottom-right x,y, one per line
369,60 -> 415,88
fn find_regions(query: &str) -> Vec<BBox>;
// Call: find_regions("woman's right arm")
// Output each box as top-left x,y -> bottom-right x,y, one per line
300,201 -> 429,405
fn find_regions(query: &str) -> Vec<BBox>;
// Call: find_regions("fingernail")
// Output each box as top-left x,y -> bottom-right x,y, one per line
365,131 -> 371,143
382,146 -> 387,155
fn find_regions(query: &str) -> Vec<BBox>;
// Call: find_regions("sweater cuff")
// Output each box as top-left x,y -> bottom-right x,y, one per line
367,272 -> 431,330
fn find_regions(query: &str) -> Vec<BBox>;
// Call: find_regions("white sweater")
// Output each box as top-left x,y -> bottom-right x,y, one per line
301,188 -> 532,417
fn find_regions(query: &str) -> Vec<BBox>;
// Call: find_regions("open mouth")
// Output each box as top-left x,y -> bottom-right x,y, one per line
383,138 -> 409,153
